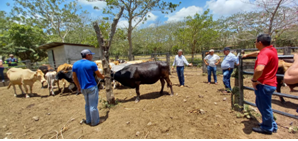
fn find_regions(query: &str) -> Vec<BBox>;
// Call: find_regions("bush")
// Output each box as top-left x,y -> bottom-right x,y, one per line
187,58 -> 202,67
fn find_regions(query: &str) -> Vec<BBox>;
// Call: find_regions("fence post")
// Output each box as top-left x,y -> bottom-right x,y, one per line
132,55 -> 135,60
283,46 -> 291,55
166,52 -> 171,74
25,60 -> 32,69
237,54 -> 244,111
66,58 -> 71,64
201,51 -> 207,73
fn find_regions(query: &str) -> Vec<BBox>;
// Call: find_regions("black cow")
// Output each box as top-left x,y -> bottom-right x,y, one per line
56,70 -> 103,95
38,64 -> 55,88
112,61 -> 174,103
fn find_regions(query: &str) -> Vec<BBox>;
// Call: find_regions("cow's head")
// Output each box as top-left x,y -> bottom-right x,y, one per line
36,69 -> 46,83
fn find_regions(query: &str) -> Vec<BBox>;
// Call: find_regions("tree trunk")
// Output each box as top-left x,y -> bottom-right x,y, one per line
268,0 -> 283,35
128,20 -> 133,61
191,40 -> 196,62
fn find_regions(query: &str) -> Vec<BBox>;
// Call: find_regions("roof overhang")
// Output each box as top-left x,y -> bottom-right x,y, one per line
38,42 -> 95,50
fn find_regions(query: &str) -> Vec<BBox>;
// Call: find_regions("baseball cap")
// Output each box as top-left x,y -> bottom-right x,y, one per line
9,54 -> 14,57
209,49 -> 214,52
223,47 -> 230,51
81,49 -> 95,56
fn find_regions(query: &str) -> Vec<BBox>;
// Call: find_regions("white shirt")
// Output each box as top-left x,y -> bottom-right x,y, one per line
172,55 -> 189,67
204,54 -> 220,67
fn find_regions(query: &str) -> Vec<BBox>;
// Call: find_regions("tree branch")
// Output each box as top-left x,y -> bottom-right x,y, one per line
109,6 -> 124,47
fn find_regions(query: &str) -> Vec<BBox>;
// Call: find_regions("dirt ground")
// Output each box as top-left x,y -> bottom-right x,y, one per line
0,68 -> 297,139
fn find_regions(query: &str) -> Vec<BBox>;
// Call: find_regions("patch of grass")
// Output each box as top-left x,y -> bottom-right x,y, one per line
99,98 -> 119,109
234,104 -> 258,119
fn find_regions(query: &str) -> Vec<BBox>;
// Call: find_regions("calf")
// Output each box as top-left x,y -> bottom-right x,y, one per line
56,63 -> 73,93
38,64 -> 55,88
56,70 -> 79,95
113,61 -> 174,103
7,68 -> 45,98
45,71 -> 59,96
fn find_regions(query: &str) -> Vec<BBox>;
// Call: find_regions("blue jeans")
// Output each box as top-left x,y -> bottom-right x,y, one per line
81,86 -> 100,126
254,84 -> 278,132
0,68 -> 4,81
176,66 -> 184,86
207,66 -> 217,83
222,69 -> 233,90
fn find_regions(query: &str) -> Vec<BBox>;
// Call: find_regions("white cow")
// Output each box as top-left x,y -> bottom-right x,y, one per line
7,68 -> 46,98
45,71 -> 59,96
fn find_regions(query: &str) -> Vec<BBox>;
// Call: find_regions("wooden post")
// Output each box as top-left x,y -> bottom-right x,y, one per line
66,58 -> 71,64
132,55 -> 135,61
201,51 -> 207,73
166,52 -> 171,74
283,46 -> 291,55
93,6 -> 124,104
25,60 -> 32,69
237,54 -> 244,111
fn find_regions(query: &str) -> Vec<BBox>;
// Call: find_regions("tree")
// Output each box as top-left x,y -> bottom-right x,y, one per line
4,23 -> 47,62
89,0 -> 180,60
11,0 -> 85,42
93,6 -> 124,104
178,10 -> 218,62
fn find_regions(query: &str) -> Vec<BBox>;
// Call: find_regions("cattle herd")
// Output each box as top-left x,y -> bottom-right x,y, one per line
5,56 -> 298,104
6,58 -> 173,103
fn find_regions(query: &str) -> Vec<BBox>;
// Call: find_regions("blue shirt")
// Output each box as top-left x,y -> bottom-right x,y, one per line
72,59 -> 98,90
6,58 -> 18,66
172,55 -> 189,67
221,53 -> 239,70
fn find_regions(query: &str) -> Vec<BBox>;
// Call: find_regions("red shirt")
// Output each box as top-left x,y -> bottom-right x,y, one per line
254,45 -> 278,87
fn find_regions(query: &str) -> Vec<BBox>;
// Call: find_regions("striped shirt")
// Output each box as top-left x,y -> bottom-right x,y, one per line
172,55 -> 189,67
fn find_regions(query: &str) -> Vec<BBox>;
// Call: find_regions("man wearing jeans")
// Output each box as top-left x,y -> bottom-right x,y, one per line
172,49 -> 192,87
250,34 -> 278,134
73,49 -> 104,126
204,49 -> 221,84
221,47 -> 239,94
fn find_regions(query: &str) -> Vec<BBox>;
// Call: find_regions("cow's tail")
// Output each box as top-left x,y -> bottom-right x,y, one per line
7,83 -> 11,89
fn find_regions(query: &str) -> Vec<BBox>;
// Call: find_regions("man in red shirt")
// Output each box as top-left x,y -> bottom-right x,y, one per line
245,34 -> 278,134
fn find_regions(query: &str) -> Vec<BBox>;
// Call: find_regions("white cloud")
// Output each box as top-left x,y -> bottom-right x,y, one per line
78,0 -> 107,10
149,23 -> 155,27
117,12 -> 157,28
205,0 -> 256,16
165,6 -> 204,22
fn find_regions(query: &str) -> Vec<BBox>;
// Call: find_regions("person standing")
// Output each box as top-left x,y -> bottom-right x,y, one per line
172,49 -> 193,87
204,49 -> 221,84
0,58 -> 4,82
72,49 -> 105,126
221,47 -> 239,94
249,34 -> 278,134
6,54 -> 18,67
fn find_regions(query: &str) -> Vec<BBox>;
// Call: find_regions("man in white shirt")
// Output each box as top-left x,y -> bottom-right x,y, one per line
172,49 -> 193,87
204,49 -> 221,84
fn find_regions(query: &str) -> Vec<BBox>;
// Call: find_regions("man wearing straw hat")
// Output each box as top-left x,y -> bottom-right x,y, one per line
6,54 -> 18,67
172,49 -> 193,87
204,49 -> 221,84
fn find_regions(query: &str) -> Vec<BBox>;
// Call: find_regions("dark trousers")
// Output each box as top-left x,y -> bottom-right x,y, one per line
207,66 -> 217,83
176,66 -> 184,86
0,68 -> 4,81
222,69 -> 233,90
254,84 -> 278,132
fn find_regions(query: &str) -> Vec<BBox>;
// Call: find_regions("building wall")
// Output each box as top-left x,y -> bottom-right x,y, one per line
64,45 -> 101,63
52,45 -> 66,67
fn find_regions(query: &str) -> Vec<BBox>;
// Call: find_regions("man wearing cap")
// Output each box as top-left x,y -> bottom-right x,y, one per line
204,49 -> 221,84
72,49 -> 105,126
221,47 -> 239,94
172,49 -> 193,87
6,54 -> 18,67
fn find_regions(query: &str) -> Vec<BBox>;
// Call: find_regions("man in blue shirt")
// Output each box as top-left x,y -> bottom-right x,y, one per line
221,47 -> 239,94
6,54 -> 18,67
73,49 -> 104,126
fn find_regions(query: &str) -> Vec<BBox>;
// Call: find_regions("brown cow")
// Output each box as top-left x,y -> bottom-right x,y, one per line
56,63 -> 73,93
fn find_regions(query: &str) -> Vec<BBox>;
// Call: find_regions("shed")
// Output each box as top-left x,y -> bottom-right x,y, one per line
38,42 -> 102,68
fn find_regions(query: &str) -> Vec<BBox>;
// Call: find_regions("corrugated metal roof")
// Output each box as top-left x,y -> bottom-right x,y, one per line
38,42 -> 95,49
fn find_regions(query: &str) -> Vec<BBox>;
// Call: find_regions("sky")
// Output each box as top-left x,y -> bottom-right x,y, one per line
0,0 -> 272,28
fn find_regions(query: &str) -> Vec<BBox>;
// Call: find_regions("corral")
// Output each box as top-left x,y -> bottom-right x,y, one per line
0,68 -> 297,139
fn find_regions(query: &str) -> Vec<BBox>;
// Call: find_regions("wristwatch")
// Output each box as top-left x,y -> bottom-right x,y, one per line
251,79 -> 257,82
